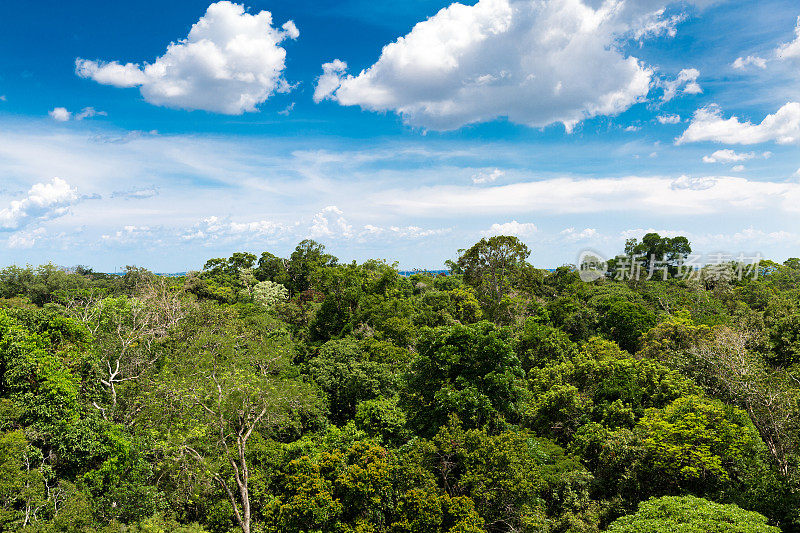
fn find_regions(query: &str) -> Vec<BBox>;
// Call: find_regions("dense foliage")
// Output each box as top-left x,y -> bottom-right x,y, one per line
1,234 -> 799,532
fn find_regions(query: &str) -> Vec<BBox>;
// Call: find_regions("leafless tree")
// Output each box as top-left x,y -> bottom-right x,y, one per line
689,326 -> 800,478
67,277 -> 192,422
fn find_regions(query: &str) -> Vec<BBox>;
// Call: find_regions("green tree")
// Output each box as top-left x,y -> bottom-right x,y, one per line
308,338 -> 398,425
607,495 -> 779,533
158,306 -> 323,533
286,240 -> 338,296
623,233 -> 692,278
636,396 -> 765,495
599,300 -> 657,353
449,236 -> 531,321
403,322 -> 525,436
254,252 -> 289,285
516,318 -> 578,372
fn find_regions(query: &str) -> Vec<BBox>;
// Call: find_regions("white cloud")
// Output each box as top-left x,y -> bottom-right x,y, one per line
278,102 -> 295,116
76,1 -> 299,114
732,55 -> 767,69
732,164 -> 745,172
560,227 -> 598,241
701,149 -> 755,163
111,187 -> 158,200
101,225 -> 155,245
669,175 -> 716,190
660,68 -> 702,102
632,9 -> 686,40
313,0 -> 681,131
49,107 -> 71,121
619,227 -> 690,240
657,114 -> 681,124
314,60 -> 348,103
182,216 -> 293,243
309,205 -> 353,239
362,224 -> 449,239
0,177 -> 79,230
678,102 -> 800,145
7,228 -> 46,249
75,107 -> 106,120
728,227 -> 797,244
375,174 -> 799,217
619,227 -> 800,249
49,106 -> 106,121
777,16 -> 800,60
624,125 -> 641,132
177,208 -> 446,246
472,168 -> 505,184
482,220 -> 537,237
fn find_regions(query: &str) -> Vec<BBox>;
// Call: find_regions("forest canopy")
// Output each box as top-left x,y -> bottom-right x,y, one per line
1,235 -> 800,532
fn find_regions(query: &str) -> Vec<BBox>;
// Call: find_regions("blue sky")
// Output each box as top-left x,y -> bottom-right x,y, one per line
1,0 -> 799,271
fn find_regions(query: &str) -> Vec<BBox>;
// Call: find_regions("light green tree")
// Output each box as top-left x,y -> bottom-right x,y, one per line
252,280 -> 288,309
608,495 -> 779,533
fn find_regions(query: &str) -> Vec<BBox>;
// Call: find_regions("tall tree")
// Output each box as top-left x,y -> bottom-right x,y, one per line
622,233 -> 692,278
160,306 -> 322,533
449,236 -> 531,321
286,240 -> 338,296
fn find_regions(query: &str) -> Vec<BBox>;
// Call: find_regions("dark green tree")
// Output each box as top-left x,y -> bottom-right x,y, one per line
402,322 -> 525,436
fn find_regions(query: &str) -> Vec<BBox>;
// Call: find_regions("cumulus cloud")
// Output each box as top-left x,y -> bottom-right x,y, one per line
560,227 -> 598,241
777,16 -> 800,60
660,68 -> 702,102
178,208 -> 446,245
182,215 -> 293,243
309,205 -> 353,239
307,206 -> 449,241
702,149 -> 755,163
732,55 -> 767,69
472,168 -> 505,184
49,107 -> 71,121
482,220 -> 537,237
657,114 -> 681,124
732,164 -> 745,172
678,102 -> 800,145
0,177 -> 79,230
312,0 -> 702,131
76,1 -> 299,114
314,60 -> 348,103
